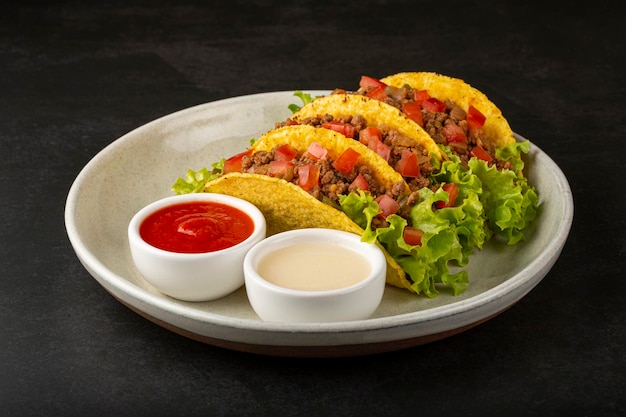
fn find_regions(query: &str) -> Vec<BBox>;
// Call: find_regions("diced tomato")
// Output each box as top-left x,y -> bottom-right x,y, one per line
322,121 -> 355,138
273,144 -> 298,161
267,160 -> 295,180
394,149 -> 420,178
368,136 -> 391,161
332,148 -> 361,174
298,164 -> 320,191
222,149 -> 252,174
358,126 -> 380,145
436,183 -> 459,208
304,142 -> 328,161
403,226 -> 424,246
367,85 -> 388,100
402,101 -> 424,126
359,126 -> 389,160
350,173 -> 369,191
413,89 -> 430,104
442,123 -> 467,143
375,194 -> 400,218
283,119 -> 299,126
421,97 -> 447,113
466,105 -> 486,132
359,75 -> 386,90
470,145 -> 493,163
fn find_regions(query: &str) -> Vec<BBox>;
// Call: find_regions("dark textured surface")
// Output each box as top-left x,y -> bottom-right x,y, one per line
1,1 -> 624,416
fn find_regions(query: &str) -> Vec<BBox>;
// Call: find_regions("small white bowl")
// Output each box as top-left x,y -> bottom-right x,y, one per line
244,228 -> 387,323
128,193 -> 266,302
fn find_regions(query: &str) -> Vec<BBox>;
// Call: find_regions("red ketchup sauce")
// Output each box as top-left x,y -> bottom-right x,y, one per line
139,201 -> 254,253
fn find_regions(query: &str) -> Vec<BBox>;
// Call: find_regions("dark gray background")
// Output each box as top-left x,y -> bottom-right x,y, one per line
2,1 -> 624,416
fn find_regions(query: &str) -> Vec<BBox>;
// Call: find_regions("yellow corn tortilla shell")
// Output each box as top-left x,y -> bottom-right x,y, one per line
380,72 -> 515,148
251,124 -> 409,193
204,172 -> 411,291
291,93 -> 443,160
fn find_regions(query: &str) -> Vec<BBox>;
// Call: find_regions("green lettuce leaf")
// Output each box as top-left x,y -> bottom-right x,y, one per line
339,187 -> 474,298
171,160 -> 224,195
336,190 -> 379,230
468,141 -> 538,245
288,91 -> 316,114
495,140 -> 530,176
430,155 -> 489,261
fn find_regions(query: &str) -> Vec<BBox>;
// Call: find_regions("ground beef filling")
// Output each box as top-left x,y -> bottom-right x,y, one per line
240,147 -> 390,204
351,87 -> 512,171
240,147 -> 420,230
278,113 -> 434,191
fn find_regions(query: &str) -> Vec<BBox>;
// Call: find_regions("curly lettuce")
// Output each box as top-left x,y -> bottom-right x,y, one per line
288,91 -> 316,114
336,142 -> 540,297
171,160 -> 224,195
469,159 -> 538,245
338,183 -> 485,297
431,155 -> 489,260
469,141 -> 539,245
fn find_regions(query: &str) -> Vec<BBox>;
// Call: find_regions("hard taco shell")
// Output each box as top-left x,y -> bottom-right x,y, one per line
380,72 -> 515,148
291,93 -> 444,160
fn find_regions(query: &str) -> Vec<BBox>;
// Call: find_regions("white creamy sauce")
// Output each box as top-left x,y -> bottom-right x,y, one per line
257,243 -> 371,291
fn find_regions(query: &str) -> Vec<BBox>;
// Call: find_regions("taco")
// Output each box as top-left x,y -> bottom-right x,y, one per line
355,72 -> 538,244
175,124 -> 482,297
282,93 -> 442,194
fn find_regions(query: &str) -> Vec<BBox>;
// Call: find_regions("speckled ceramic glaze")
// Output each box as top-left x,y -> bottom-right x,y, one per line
64,91 -> 573,357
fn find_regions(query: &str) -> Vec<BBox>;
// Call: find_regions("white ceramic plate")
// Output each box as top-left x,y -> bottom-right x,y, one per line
65,91 -> 573,357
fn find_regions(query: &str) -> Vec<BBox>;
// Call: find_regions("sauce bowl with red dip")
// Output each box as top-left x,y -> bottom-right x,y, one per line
128,193 -> 266,302
243,228 -> 387,323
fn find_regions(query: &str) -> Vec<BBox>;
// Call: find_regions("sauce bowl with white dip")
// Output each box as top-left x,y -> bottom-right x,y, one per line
243,228 -> 387,323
